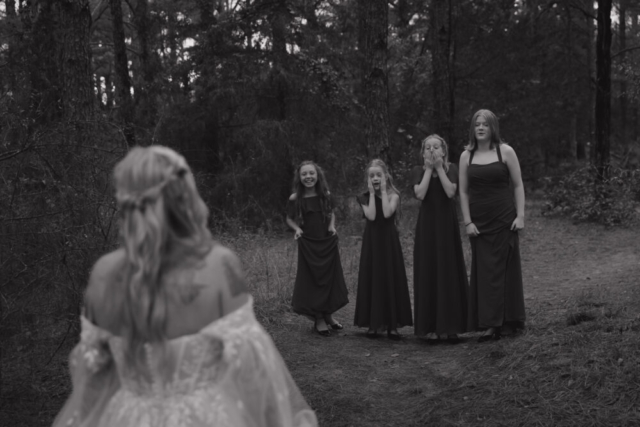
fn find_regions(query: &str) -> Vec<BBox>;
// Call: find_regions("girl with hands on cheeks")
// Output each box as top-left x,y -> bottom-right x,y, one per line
412,135 -> 469,344
354,160 -> 413,340
459,109 -> 526,342
285,161 -> 348,337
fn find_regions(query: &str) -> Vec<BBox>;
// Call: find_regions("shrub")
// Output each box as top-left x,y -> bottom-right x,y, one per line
541,164 -> 640,226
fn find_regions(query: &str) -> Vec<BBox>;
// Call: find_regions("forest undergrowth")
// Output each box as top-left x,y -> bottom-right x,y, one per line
3,197 -> 640,427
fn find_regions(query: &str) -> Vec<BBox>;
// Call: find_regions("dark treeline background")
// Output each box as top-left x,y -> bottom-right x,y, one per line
1,1 -> 639,425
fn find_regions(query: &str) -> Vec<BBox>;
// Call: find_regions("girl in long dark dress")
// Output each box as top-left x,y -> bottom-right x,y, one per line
286,161 -> 349,337
459,109 -> 526,342
412,135 -> 469,343
354,159 -> 413,340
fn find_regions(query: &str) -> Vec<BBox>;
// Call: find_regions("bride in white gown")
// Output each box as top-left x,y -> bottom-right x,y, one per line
52,146 -> 318,427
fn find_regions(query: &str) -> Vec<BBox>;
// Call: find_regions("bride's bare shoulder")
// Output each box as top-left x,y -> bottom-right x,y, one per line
197,244 -> 250,310
92,249 -> 126,278
84,249 -> 127,325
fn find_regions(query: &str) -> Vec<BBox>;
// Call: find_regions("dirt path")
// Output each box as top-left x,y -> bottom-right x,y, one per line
266,199 -> 640,427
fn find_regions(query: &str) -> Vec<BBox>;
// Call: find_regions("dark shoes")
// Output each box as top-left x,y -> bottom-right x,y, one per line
364,328 -> 402,340
324,316 -> 343,330
315,316 -> 343,336
327,321 -> 344,330
447,334 -> 460,344
365,329 -> 379,339
477,328 -> 501,343
314,326 -> 331,337
314,320 -> 331,337
387,330 -> 402,341
424,333 -> 460,344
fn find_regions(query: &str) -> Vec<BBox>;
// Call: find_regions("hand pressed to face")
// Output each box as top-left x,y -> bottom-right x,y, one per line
423,138 -> 444,169
423,150 -> 434,169
368,166 -> 385,192
367,176 -> 375,193
432,152 -> 444,170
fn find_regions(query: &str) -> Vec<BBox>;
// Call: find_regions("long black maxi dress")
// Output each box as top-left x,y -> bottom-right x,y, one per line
412,164 -> 469,336
287,196 -> 349,319
354,193 -> 413,331
467,144 -> 525,330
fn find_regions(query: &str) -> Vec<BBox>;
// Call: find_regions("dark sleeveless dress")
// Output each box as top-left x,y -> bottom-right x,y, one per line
467,145 -> 525,330
286,196 -> 349,318
412,165 -> 469,336
354,193 -> 413,331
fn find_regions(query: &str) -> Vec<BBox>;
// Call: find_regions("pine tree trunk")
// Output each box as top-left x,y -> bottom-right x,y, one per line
594,0 -> 612,179
55,0 -> 94,122
632,7 -> 639,144
26,1 -> 60,124
269,0 -> 290,121
619,0 -> 627,145
5,0 -> 15,15
429,0 -> 456,157
570,115 -> 578,161
132,0 -> 157,131
109,0 -> 135,146
359,0 -> 390,163
585,0 -> 595,161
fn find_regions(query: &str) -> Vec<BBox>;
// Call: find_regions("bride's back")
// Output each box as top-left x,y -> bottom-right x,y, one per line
53,146 -> 318,427
85,244 -> 249,341
85,145 -> 249,351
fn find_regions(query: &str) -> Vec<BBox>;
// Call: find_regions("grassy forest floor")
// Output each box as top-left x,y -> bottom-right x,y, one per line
243,197 -> 640,427
5,196 -> 640,426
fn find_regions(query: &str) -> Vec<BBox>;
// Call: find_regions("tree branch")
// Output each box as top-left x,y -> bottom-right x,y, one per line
567,0 -> 596,20
612,45 -> 640,60
90,0 -> 109,30
5,210 -> 71,223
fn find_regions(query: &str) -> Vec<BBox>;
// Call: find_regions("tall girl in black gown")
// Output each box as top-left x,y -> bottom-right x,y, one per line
286,161 -> 349,337
459,109 -> 526,342
354,159 -> 413,340
412,135 -> 469,343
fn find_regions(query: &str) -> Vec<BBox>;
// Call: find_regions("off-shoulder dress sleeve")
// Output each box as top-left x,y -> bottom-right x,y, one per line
52,316 -> 120,427
204,300 -> 318,427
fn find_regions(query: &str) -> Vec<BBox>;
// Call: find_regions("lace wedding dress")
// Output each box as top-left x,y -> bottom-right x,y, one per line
52,296 -> 317,427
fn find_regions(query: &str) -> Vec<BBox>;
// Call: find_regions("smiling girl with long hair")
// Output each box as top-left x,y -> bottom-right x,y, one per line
286,160 -> 349,337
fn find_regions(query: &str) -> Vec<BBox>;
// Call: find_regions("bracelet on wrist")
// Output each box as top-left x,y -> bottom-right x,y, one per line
465,222 -> 473,226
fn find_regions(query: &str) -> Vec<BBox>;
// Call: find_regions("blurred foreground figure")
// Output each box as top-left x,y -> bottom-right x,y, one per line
53,146 -> 318,427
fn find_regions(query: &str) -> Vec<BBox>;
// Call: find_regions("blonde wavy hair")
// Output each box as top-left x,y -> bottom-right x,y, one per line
114,145 -> 212,365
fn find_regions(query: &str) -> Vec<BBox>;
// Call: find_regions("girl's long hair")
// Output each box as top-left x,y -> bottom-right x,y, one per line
291,160 -> 332,224
465,109 -> 503,151
113,146 -> 212,368
421,134 -> 450,173
364,159 -> 401,223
